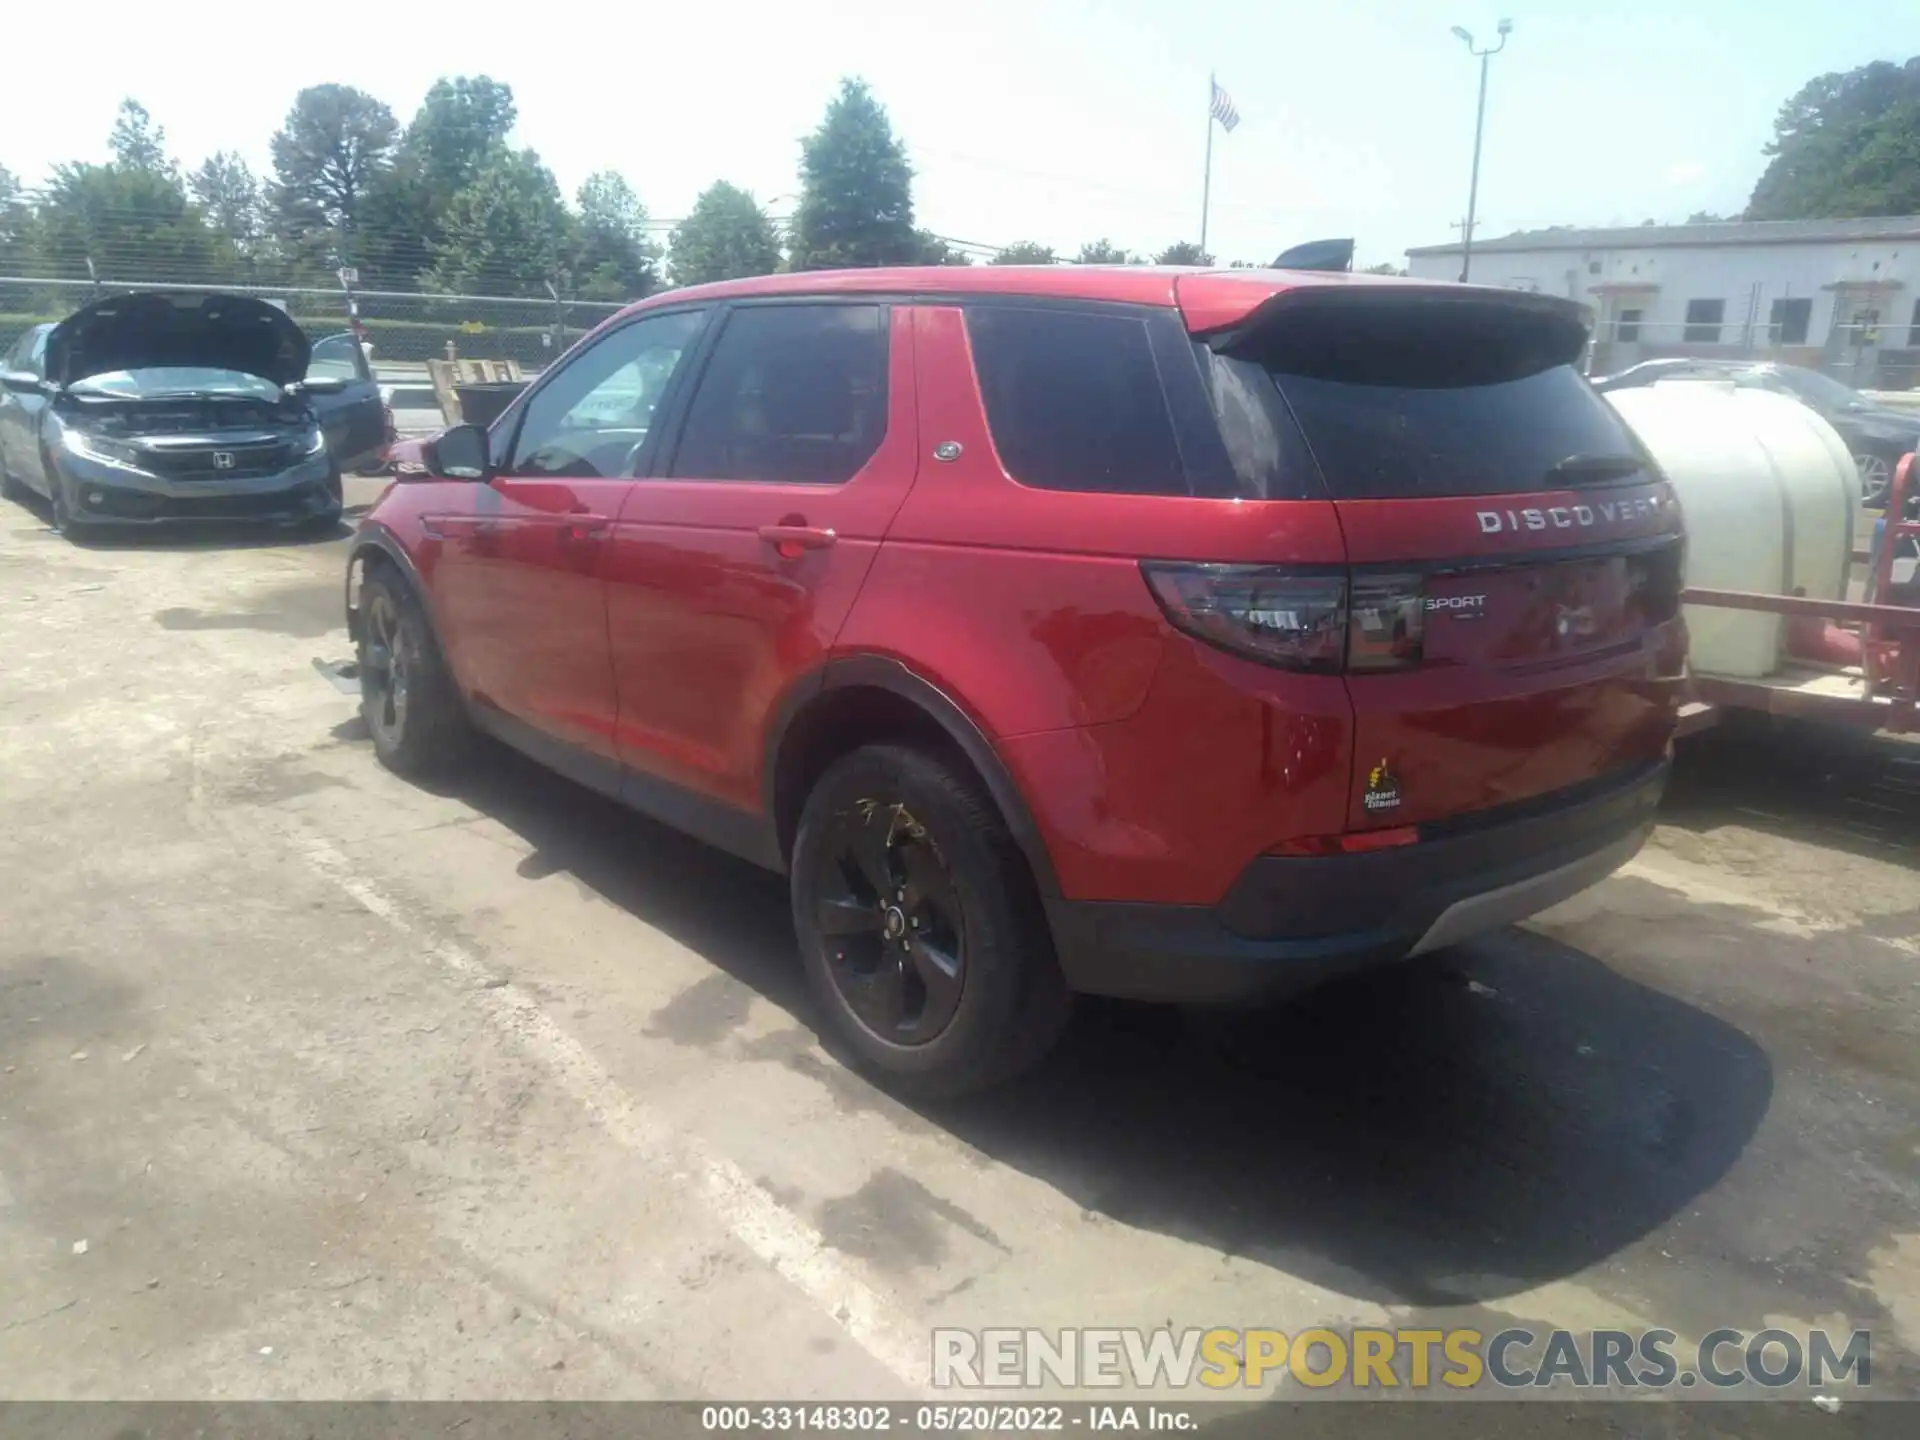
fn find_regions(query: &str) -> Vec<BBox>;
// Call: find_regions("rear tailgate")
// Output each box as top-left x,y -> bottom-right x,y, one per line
1212,285 -> 1686,830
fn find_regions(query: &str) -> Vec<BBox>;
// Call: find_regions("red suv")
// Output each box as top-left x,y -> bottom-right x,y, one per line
347,266 -> 1687,1094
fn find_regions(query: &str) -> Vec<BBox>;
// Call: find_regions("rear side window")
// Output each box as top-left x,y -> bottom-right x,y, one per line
670,303 -> 888,485
967,307 -> 1187,496
1224,298 -> 1642,500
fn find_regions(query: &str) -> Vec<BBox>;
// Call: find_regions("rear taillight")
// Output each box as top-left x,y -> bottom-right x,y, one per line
1633,542 -> 1684,624
1346,573 -> 1426,672
1142,563 -> 1424,674
1142,564 -> 1348,673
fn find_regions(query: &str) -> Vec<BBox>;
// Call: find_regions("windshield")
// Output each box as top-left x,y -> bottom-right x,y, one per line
1769,366 -> 1864,411
68,367 -> 283,399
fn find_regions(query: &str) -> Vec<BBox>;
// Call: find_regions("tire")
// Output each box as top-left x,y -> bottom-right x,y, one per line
46,470 -> 84,541
356,566 -> 471,777
790,743 -> 1071,1097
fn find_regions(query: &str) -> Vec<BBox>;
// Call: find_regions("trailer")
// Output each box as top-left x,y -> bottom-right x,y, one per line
1678,453 -> 1919,737
1597,378 -> 1919,741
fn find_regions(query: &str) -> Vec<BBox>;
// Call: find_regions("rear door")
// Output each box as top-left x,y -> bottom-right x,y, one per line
1211,290 -> 1686,829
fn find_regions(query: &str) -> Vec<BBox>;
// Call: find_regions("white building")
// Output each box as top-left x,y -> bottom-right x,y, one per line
1405,217 -> 1920,385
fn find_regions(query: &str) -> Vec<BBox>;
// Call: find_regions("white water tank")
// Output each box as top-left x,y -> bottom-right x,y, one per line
1604,381 -> 1860,679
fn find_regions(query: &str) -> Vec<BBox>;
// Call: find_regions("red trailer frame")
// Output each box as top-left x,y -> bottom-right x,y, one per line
1679,453 -> 1920,736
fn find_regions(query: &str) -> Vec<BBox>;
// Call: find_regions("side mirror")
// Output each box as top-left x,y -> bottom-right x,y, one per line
295,375 -> 350,395
1,370 -> 45,396
430,423 -> 492,482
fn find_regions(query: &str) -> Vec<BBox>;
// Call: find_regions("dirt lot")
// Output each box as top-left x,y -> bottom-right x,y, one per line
3,489 -> 1919,1412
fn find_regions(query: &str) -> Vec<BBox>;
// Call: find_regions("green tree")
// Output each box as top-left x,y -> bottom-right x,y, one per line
1074,238 -> 1138,264
990,241 -> 1056,265
669,182 -> 782,287
571,171 -> 661,300
34,162 -> 230,284
0,165 -> 27,274
1747,57 -> 1920,219
270,84 -> 400,268
109,99 -> 173,175
1362,261 -> 1407,276
788,78 -> 918,270
359,76 -> 520,289
915,230 -> 974,265
1154,242 -> 1214,266
424,148 -> 574,296
190,152 -> 267,262
404,77 -> 517,209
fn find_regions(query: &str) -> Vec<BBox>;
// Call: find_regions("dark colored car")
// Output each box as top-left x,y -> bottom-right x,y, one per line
346,266 -> 1687,1094
0,293 -> 350,537
1591,358 -> 1920,508
304,330 -> 393,477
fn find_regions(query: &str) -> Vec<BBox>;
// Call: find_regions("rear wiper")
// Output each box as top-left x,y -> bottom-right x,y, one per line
1544,453 -> 1643,485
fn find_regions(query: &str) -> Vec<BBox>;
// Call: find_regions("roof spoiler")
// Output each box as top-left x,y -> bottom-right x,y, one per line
1270,238 -> 1355,272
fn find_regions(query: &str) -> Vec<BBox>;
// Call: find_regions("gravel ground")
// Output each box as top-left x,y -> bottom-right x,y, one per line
1,493 -> 1917,1423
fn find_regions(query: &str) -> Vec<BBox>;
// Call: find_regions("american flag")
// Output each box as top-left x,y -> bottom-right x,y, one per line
1210,78 -> 1241,133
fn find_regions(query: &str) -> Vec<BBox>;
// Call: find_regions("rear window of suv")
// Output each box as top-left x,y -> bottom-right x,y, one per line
1216,295 -> 1645,500
966,306 -> 1187,496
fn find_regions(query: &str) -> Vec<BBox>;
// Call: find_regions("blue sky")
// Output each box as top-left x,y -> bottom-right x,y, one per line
7,0 -> 1917,269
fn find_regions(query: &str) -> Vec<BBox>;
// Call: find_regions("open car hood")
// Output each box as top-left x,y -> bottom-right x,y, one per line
46,292 -> 311,390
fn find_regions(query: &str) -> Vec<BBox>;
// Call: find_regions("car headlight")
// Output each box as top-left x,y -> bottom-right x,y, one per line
302,426 -> 329,457
58,428 -> 144,470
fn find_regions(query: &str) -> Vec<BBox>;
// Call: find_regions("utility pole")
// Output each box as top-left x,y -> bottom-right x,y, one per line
1451,19 -> 1512,283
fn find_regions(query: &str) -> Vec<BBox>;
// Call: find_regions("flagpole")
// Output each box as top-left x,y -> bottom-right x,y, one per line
1200,72 -> 1215,254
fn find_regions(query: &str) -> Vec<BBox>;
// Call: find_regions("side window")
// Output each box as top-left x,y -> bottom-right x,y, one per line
668,304 -> 888,485
30,327 -> 49,376
6,328 -> 39,375
1683,299 -> 1725,344
507,308 -> 707,478
966,306 -> 1187,496
306,333 -> 369,382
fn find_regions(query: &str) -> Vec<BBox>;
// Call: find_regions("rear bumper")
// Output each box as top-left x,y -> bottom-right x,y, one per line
1046,758 -> 1666,1004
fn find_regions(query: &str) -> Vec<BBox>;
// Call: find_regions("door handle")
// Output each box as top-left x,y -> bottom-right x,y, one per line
422,515 -> 500,540
758,524 -> 837,557
557,517 -> 611,545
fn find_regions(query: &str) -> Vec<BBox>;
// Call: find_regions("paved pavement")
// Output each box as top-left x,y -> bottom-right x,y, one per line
2,497 -> 1919,1417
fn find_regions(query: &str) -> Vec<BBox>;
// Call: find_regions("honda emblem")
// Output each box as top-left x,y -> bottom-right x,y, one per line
211,451 -> 235,470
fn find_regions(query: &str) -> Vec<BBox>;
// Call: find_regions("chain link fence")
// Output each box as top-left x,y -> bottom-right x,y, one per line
0,277 -> 627,377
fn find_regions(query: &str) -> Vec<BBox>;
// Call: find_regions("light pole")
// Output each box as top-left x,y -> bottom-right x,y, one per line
1451,19 -> 1512,283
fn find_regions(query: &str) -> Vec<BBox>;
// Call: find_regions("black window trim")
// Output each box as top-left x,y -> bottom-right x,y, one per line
492,302 -> 716,478
651,296 -> 893,486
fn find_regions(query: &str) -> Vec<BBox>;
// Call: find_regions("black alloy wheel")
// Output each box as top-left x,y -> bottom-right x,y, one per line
811,801 -> 968,1045
360,587 -> 411,754
790,744 -> 1072,1096
47,470 -> 74,533
354,569 -> 469,777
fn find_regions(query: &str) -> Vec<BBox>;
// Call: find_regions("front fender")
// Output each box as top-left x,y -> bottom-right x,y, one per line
343,520 -> 430,646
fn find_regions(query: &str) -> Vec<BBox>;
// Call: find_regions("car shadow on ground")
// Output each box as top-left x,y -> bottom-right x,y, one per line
1664,714 -> 1920,872
424,735 -> 1775,1311
3,494 -> 351,552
